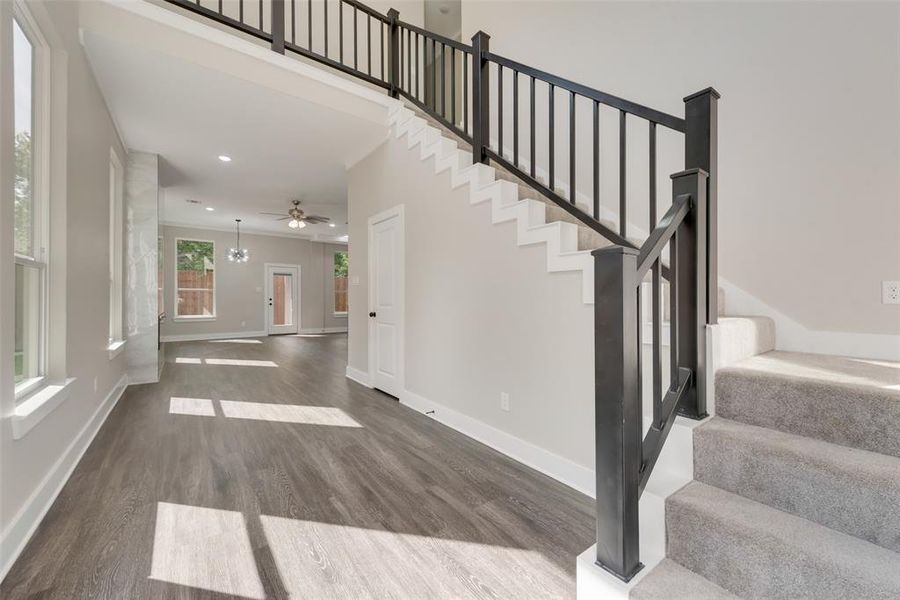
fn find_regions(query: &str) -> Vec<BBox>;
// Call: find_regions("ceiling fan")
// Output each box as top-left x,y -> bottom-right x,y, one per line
260,200 -> 330,229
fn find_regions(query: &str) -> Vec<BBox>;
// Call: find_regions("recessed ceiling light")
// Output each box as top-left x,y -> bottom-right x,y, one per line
218,155 -> 232,162
205,207 -> 215,211
329,223 -> 336,227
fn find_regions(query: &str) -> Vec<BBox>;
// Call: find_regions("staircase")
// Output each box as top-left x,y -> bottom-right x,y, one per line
632,342 -> 900,598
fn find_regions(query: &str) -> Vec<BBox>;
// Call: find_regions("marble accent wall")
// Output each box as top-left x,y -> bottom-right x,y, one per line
125,152 -> 160,384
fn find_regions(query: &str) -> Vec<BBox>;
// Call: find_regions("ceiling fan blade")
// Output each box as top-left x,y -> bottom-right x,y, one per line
303,216 -> 330,223
275,217 -> 292,221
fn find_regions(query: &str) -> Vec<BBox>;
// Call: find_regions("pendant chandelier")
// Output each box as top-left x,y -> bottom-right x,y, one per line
227,219 -> 250,263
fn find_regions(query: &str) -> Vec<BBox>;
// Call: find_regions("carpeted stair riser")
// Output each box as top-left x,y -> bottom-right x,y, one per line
694,417 -> 900,553
716,361 -> 900,458
630,559 -> 737,600
666,482 -> 900,600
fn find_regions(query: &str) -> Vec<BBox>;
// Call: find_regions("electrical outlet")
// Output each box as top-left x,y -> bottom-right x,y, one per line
883,281 -> 900,305
500,392 -> 510,412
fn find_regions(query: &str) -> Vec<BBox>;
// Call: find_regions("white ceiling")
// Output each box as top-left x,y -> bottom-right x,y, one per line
82,29 -> 389,239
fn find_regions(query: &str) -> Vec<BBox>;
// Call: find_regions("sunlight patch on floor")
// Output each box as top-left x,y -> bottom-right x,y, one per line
174,357 -> 202,364
150,502 -> 265,599
259,516 -> 562,598
205,358 -> 278,367
169,397 -> 216,416
208,339 -> 264,344
219,400 -> 362,427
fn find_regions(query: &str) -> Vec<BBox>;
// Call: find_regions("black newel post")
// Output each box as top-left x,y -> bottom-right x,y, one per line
683,88 -> 719,325
592,245 -> 643,582
272,0 -> 285,54
387,9 -> 400,98
471,30 -> 490,164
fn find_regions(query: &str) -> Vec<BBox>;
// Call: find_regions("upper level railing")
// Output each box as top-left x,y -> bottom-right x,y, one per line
161,0 -> 718,582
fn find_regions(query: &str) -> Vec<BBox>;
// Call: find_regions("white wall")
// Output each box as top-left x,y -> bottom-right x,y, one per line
160,225 -> 348,337
0,0 -> 128,577
348,132 -> 596,475
462,1 -> 900,339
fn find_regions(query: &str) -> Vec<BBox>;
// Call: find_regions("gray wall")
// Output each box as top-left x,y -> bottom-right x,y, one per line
0,0 -> 127,553
160,225 -> 348,337
462,0 -> 900,336
348,133 -> 595,471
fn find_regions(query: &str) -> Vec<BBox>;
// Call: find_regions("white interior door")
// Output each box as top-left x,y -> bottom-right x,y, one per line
369,209 -> 403,397
265,265 -> 299,335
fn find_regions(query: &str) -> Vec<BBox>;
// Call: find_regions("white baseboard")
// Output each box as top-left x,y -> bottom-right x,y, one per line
0,373 -> 130,581
160,330 -> 266,343
345,366 -> 372,387
400,389 -> 595,497
720,279 -> 900,361
299,327 -> 348,334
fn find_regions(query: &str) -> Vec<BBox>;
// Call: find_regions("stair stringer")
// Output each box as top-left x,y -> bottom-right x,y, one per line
389,105 -> 595,304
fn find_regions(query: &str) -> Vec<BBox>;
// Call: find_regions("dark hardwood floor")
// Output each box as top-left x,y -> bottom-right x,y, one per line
1,334 -> 594,599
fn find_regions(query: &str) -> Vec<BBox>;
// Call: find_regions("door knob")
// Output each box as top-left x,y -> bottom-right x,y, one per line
369,312 -> 376,318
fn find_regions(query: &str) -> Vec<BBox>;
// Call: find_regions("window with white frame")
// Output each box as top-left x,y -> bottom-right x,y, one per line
108,151 -> 124,345
175,239 -> 216,318
13,7 -> 48,395
333,250 -> 348,315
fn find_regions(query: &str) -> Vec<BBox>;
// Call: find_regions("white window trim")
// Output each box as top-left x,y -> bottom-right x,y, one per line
13,1 -> 52,402
174,237 -> 217,320
108,148 -> 124,353
333,250 -> 348,317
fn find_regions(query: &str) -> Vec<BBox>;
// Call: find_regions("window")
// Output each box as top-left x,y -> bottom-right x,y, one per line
175,239 -> 216,319
333,250 -> 348,315
108,151 -> 124,345
13,9 -> 48,394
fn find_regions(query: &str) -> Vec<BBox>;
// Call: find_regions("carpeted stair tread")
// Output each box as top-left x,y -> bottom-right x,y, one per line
694,417 -> 900,553
630,559 -> 737,600
716,351 -> 900,457
667,481 -> 900,600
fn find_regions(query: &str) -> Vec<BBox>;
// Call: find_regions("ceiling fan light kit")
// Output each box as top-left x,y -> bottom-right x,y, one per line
260,200 -> 330,230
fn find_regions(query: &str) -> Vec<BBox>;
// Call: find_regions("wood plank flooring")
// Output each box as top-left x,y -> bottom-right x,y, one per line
1,334 -> 594,599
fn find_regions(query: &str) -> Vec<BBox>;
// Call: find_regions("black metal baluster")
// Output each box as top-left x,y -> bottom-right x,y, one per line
399,25 -> 403,87
669,230 -> 679,390
353,7 -> 357,69
324,0 -> 328,57
498,65 -> 503,156
290,0 -> 295,43
529,75 -> 535,178
463,52 -> 468,134
339,0 -> 343,63
649,121 -> 661,424
240,0 -> 244,24
259,0 -> 262,31
432,39 -> 437,110
380,22 -> 384,80
619,109 -> 626,237
441,43 -> 446,118
406,29 -> 411,91
451,49 -> 456,126
549,83 -> 555,190
218,0 -> 223,14
416,33 -> 420,99
308,0 -> 312,49
593,100 -> 599,219
569,91 -> 576,204
367,15 -> 372,75
513,71 -> 519,167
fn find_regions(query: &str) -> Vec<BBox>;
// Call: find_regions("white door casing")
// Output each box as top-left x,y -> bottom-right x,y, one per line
367,205 -> 404,397
265,264 -> 300,335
